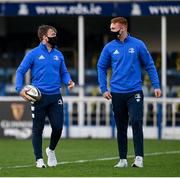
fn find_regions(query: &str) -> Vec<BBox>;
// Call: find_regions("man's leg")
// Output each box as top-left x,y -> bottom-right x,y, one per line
47,95 -> 64,150
127,91 -> 144,157
31,100 -> 46,161
111,93 -> 129,159
46,94 -> 64,167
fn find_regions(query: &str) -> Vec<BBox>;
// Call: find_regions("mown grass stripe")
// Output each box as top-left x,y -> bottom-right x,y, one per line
0,150 -> 180,170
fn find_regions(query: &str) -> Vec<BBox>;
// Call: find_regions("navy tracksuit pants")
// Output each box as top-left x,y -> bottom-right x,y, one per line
111,90 -> 144,159
31,94 -> 64,160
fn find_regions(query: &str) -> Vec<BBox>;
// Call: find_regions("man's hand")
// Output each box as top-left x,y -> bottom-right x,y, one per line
154,88 -> 161,98
20,88 -> 36,102
68,80 -> 75,90
103,91 -> 112,100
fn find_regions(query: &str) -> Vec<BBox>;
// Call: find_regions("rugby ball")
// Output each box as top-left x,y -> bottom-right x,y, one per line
23,85 -> 41,102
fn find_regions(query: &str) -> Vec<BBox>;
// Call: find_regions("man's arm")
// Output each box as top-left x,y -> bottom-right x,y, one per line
97,45 -> 111,97
16,51 -> 33,93
60,55 -> 74,90
16,51 -> 34,100
139,41 -> 161,97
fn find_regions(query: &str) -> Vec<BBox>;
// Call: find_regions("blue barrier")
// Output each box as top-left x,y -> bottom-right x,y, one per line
157,103 -> 162,139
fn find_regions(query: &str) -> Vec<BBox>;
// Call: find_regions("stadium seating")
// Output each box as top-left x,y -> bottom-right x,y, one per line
0,27 -> 180,99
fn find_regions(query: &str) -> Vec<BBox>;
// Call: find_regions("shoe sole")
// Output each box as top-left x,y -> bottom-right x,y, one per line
131,163 -> 143,168
114,166 -> 128,168
36,165 -> 46,168
114,164 -> 128,168
48,164 -> 57,167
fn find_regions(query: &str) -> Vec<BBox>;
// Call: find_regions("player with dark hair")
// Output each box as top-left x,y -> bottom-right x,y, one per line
97,17 -> 161,168
16,25 -> 75,168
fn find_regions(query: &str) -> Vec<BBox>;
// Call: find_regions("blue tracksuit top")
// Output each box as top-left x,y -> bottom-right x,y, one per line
16,43 -> 71,94
97,35 -> 160,93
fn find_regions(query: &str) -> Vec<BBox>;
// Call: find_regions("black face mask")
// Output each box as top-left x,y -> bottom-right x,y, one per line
110,31 -> 119,36
110,29 -> 122,38
47,36 -> 58,48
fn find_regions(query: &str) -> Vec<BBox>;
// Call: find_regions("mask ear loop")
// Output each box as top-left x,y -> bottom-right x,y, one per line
46,36 -> 50,42
119,28 -> 124,36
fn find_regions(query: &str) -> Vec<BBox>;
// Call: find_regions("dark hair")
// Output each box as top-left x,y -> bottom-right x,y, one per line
111,17 -> 128,28
37,25 -> 57,41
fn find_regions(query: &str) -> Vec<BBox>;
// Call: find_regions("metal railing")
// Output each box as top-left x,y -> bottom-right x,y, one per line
0,96 -> 180,139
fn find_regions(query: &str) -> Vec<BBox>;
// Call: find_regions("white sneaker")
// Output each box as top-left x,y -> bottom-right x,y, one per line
114,159 -> 128,168
46,147 -> 57,167
36,158 -> 46,168
131,156 -> 143,168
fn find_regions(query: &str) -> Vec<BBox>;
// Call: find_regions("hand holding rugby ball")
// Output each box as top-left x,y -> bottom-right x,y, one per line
21,85 -> 41,102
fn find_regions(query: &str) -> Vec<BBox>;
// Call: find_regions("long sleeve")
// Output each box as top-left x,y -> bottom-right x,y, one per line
97,46 -> 111,94
15,51 -> 33,93
60,55 -> 71,85
139,42 -> 160,89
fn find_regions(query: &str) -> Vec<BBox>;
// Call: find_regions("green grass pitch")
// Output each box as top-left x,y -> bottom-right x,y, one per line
0,138 -> 180,177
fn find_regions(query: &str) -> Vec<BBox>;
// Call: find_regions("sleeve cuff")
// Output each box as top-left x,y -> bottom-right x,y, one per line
152,83 -> 160,89
100,87 -> 108,94
16,87 -> 22,94
65,78 -> 71,85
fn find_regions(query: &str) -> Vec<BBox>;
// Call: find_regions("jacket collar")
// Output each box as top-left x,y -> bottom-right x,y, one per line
39,42 -> 55,53
115,34 -> 131,44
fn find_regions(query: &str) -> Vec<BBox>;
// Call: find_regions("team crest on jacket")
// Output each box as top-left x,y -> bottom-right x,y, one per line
128,48 -> 135,53
54,55 -> 59,61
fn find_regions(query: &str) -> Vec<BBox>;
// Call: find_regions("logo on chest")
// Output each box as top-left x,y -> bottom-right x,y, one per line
39,55 -> 45,60
54,55 -> 59,61
113,49 -> 120,55
128,48 -> 135,53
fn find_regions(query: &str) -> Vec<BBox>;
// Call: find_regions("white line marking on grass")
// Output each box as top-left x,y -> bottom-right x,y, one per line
0,150 -> 180,170
58,150 -> 180,165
